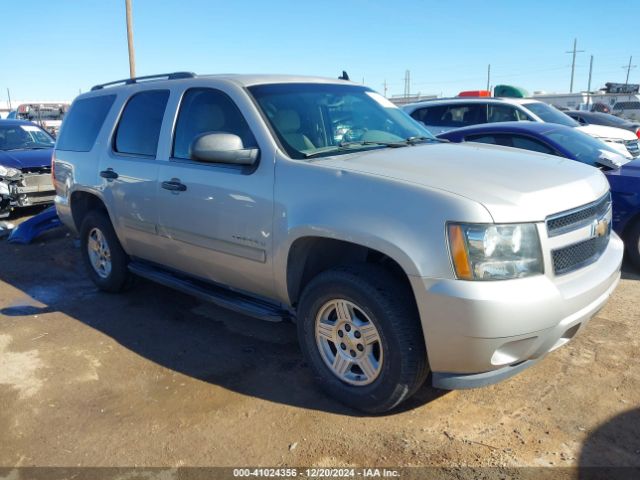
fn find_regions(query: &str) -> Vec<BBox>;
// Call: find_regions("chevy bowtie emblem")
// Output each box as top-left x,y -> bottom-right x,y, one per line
592,217 -> 609,238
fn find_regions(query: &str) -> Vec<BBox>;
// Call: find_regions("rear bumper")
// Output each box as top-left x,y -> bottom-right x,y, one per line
411,232 -> 624,388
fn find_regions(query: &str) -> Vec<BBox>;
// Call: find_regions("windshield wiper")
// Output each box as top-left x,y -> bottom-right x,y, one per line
405,136 -> 449,144
303,141 -> 406,158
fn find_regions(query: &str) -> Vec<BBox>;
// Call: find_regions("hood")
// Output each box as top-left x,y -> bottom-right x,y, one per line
0,148 -> 53,171
319,143 -> 609,223
577,124 -> 637,140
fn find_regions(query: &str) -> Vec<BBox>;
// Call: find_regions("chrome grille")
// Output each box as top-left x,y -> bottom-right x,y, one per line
625,139 -> 639,158
552,235 -> 609,275
546,193 -> 611,237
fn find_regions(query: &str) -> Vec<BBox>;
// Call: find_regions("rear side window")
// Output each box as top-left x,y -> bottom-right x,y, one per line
412,104 -> 486,128
114,90 -> 169,157
56,95 -> 115,152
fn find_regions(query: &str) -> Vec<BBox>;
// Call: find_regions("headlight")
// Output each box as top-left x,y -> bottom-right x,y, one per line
0,166 -> 20,178
448,223 -> 543,280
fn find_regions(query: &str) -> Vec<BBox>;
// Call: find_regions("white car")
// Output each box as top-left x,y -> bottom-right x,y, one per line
403,97 -> 639,159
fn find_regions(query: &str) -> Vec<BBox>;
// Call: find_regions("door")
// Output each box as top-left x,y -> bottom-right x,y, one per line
98,89 -> 169,261
156,87 -> 275,299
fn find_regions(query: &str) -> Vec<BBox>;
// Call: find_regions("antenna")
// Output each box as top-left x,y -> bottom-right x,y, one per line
338,70 -> 350,81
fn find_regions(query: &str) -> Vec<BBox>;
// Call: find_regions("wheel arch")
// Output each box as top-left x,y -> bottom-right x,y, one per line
284,233 -> 420,309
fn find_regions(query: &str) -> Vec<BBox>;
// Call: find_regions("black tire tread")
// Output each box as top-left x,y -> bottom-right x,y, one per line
298,263 -> 429,413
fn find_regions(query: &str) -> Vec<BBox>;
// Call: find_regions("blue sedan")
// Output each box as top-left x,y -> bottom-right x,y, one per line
438,121 -> 640,269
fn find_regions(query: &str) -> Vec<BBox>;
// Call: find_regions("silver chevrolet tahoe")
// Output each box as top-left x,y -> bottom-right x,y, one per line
53,72 -> 623,413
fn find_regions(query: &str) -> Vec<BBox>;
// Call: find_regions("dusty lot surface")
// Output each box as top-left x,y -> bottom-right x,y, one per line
0,217 -> 638,473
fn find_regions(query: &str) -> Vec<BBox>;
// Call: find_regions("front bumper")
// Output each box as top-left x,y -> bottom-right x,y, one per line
0,173 -> 55,213
410,232 -> 624,388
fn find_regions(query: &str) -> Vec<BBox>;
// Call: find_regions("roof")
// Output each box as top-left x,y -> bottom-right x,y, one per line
0,119 -> 38,127
436,121 -> 571,137
402,96 -> 541,110
88,72 -> 356,93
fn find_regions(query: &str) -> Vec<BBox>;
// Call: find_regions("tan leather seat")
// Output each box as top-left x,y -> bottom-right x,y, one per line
273,110 -> 315,151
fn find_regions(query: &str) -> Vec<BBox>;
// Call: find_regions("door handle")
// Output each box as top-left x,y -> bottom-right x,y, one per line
161,180 -> 187,192
100,169 -> 119,180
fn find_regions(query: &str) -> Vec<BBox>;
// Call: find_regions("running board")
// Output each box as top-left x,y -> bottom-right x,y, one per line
128,262 -> 290,322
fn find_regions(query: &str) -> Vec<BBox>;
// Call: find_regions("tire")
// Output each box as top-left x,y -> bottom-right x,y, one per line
297,264 -> 429,413
80,209 -> 132,292
626,219 -> 640,271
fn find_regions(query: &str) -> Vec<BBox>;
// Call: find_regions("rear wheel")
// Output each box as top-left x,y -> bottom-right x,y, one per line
297,264 -> 429,413
80,210 -> 132,292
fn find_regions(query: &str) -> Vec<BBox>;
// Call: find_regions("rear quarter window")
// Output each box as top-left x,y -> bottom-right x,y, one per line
56,95 -> 116,152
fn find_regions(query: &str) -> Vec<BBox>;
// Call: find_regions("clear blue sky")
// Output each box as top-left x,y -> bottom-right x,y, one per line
1,0 -> 638,102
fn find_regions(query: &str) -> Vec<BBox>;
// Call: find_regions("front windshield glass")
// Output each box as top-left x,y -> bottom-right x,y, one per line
248,83 -> 436,159
524,102 -> 578,127
589,113 -> 632,127
0,124 -> 55,150
545,126 -> 628,168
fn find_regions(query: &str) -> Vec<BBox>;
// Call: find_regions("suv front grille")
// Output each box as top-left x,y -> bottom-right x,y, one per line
625,139 -> 639,157
552,234 -> 609,275
546,193 -> 611,237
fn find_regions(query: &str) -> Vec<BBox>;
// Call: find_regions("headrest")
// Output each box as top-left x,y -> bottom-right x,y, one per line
273,109 -> 301,133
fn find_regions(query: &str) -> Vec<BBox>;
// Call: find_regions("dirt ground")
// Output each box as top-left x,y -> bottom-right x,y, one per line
0,212 -> 638,474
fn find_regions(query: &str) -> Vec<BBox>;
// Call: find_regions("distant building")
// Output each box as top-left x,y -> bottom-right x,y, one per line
389,93 -> 438,106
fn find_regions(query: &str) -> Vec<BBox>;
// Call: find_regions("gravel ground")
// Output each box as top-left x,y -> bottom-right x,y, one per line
0,215 -> 638,475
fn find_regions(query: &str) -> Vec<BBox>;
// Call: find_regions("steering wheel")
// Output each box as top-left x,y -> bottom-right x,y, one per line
340,126 -> 368,143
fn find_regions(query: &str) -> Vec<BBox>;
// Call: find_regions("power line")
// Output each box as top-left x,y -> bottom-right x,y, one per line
565,38 -> 584,93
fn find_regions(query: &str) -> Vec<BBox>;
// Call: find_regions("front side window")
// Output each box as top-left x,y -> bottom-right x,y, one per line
0,124 -> 55,151
114,90 -> 169,157
173,88 -> 256,160
487,105 -> 519,123
522,102 -> 578,127
249,83 -> 434,159
511,135 -> 555,154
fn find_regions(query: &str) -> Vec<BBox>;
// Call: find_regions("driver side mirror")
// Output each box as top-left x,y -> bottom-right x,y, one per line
190,133 -> 259,166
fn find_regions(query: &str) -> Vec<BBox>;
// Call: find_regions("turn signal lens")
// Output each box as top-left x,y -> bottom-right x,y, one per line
448,224 -> 473,280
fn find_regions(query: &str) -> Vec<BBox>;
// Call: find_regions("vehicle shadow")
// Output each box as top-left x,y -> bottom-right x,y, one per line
0,229 -> 448,416
578,408 -> 640,478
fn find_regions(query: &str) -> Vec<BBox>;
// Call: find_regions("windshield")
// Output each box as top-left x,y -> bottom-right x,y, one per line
545,126 -> 628,168
0,124 -> 55,151
248,83 -> 436,159
523,102 -> 578,127
588,113 -> 633,127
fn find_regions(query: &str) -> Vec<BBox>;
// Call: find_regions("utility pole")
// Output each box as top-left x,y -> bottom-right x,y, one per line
125,0 -> 136,78
486,64 -> 491,92
587,55 -> 593,110
403,70 -> 411,98
383,79 -> 388,97
6,88 -> 11,110
622,56 -> 637,87
565,38 -> 584,93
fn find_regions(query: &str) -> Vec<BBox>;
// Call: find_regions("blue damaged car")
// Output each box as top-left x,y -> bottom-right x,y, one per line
438,121 -> 640,269
0,119 -> 56,218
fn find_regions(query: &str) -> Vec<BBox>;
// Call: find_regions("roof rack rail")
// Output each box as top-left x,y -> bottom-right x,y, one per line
91,72 -> 196,91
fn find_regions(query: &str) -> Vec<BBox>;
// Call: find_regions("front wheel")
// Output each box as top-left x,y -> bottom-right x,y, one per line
297,264 -> 429,413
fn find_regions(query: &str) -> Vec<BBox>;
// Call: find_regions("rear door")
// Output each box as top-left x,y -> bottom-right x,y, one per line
98,89 -> 169,261
155,86 -> 275,299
